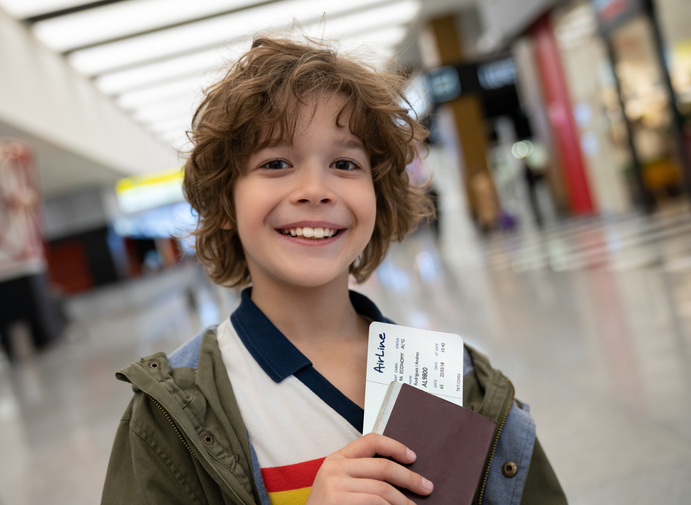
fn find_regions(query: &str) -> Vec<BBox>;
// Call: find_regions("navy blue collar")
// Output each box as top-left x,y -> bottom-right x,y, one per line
230,287 -> 390,383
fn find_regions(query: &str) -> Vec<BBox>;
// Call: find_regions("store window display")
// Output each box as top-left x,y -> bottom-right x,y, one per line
610,15 -> 684,202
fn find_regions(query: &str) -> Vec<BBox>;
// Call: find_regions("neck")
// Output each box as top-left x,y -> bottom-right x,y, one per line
249,275 -> 364,346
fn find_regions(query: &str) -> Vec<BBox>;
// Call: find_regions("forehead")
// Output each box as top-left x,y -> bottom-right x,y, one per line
255,93 -> 367,149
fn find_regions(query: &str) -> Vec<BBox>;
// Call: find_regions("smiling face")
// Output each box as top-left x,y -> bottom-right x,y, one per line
232,94 -> 377,292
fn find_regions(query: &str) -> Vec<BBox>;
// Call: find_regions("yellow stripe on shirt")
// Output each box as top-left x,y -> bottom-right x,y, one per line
268,487 -> 311,505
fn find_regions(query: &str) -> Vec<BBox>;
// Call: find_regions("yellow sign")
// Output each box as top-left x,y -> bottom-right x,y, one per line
116,167 -> 185,214
115,167 -> 183,194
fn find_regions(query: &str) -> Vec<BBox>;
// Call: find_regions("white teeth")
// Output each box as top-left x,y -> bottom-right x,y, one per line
280,227 -> 339,239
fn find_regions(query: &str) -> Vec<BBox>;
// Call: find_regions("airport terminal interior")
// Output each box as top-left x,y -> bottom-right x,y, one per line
1,0 -> 691,504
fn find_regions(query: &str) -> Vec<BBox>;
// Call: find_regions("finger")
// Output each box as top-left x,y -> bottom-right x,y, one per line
340,434 -> 416,464
346,494 -> 411,505
344,458 -> 434,497
345,478 -> 417,505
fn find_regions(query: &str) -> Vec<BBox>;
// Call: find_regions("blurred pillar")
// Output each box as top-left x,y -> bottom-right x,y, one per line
429,16 -> 464,63
531,15 -> 596,215
428,14 -> 497,225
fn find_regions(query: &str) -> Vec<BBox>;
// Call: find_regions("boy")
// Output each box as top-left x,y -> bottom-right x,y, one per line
102,36 -> 566,505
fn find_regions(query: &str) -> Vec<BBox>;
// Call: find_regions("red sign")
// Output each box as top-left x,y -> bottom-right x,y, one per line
592,0 -> 645,36
531,16 -> 595,214
596,0 -> 629,22
0,142 -> 44,275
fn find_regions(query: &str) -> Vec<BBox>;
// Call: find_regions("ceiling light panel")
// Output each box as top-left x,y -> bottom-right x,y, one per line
116,76 -> 216,110
133,95 -> 202,125
157,127 -> 192,143
338,25 -> 408,51
94,46 -> 240,95
32,0 -> 267,52
148,116 -> 193,135
137,26 -> 407,137
305,1 -> 420,41
0,0 -> 90,19
68,0 -> 406,76
127,91 -> 204,122
69,36 -> 246,78
153,130 -> 191,150
132,27 -> 406,128
157,129 -> 191,150
159,129 -> 188,141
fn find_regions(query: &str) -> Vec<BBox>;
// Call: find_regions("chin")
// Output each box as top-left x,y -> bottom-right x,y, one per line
278,268 -> 350,289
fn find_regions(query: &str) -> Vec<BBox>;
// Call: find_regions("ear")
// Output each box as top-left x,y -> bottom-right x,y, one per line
221,221 -> 233,230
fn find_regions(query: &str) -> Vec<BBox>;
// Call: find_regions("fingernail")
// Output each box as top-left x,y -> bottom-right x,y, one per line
422,478 -> 433,492
406,448 -> 416,460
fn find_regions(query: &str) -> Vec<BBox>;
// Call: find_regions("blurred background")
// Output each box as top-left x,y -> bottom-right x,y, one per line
1,0 -> 690,503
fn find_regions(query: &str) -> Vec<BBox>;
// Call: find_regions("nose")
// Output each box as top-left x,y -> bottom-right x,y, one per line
292,164 -> 334,205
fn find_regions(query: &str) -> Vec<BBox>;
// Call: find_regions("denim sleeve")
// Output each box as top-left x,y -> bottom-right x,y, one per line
482,401 -> 536,505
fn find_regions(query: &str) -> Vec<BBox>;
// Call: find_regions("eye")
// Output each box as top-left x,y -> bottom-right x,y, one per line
331,159 -> 360,171
262,159 -> 290,170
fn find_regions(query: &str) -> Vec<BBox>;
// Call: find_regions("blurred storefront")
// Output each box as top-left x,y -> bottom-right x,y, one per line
112,168 -> 196,277
468,0 -> 691,223
590,0 -> 691,209
419,1 -> 589,232
554,0 -> 691,210
609,14 -> 683,205
41,167 -> 195,297
421,10 -> 552,232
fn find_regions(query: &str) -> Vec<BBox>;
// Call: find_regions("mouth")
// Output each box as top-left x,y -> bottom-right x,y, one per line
277,226 -> 342,240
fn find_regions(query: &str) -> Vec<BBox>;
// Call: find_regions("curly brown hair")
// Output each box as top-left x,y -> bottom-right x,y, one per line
183,35 -> 433,287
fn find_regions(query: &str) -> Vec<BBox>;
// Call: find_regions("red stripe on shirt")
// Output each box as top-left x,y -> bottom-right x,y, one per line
261,458 -> 326,493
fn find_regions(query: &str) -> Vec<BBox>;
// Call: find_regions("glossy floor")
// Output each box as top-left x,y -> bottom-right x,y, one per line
2,204 -> 691,504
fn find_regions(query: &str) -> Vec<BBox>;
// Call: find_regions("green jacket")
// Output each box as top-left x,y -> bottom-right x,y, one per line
101,327 -> 567,505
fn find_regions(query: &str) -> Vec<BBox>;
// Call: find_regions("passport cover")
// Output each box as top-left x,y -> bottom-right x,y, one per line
373,382 -> 497,505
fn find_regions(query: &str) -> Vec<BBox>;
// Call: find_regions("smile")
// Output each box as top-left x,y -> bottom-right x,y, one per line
278,227 -> 340,239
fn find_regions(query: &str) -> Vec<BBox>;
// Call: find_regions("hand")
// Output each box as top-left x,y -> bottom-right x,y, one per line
305,433 -> 433,505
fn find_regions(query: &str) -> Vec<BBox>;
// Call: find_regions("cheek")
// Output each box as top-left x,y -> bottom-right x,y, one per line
231,186 -> 245,224
231,181 -> 256,239
233,180 -> 263,220
358,184 -> 378,234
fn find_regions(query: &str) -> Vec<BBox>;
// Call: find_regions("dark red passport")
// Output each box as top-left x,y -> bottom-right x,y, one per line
372,382 -> 497,504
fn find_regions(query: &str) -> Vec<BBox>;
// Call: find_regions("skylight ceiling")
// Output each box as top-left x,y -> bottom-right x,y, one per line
0,0 -> 421,150
33,0 -> 269,51
0,0 -> 93,19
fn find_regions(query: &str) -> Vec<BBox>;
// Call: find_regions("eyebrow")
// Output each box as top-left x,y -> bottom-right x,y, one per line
260,137 -> 368,154
264,138 -> 291,149
335,138 -> 368,154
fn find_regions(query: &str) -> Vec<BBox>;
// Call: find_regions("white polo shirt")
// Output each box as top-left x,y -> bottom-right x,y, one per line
217,288 -> 390,505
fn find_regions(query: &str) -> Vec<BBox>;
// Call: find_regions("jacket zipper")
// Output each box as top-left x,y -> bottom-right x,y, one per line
476,380 -> 515,505
146,394 -> 198,461
145,394 -> 251,505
